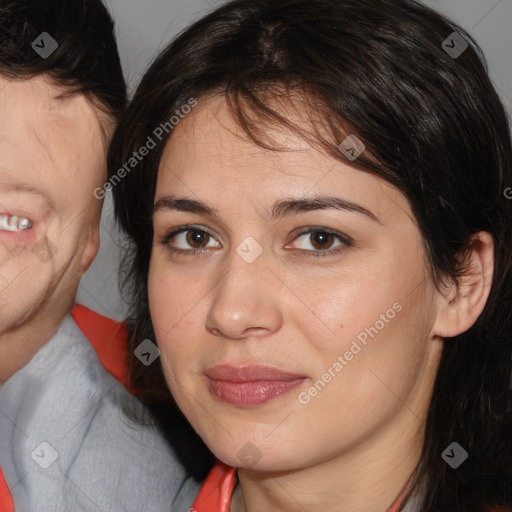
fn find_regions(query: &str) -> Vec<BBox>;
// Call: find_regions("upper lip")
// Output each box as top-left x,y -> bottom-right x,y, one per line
204,364 -> 306,382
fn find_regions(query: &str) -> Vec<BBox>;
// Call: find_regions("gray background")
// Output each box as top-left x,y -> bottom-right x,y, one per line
76,0 -> 512,320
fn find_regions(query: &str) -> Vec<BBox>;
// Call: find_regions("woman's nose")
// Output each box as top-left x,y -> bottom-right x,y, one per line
205,247 -> 284,341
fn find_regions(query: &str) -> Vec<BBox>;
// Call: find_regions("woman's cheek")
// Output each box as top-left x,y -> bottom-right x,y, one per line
299,284 -> 387,349
150,259 -> 204,332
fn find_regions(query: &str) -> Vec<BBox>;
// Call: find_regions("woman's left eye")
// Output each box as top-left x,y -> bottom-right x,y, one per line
285,229 -> 352,257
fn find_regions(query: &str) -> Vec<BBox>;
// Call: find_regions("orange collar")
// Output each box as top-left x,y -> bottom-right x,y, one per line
191,461 -> 407,512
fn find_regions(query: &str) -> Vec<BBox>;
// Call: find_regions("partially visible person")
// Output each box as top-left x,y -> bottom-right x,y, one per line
109,0 -> 512,511
0,1 -> 200,510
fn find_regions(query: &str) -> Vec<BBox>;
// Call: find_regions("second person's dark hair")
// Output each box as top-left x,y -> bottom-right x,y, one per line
109,0 -> 512,508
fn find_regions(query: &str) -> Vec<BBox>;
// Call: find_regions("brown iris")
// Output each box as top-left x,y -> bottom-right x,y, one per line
186,229 -> 209,248
310,231 -> 335,250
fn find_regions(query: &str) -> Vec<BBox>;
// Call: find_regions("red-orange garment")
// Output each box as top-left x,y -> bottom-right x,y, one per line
0,304 -> 129,512
0,467 -> 14,512
191,462 -> 236,512
191,461 -> 512,512
71,303 -> 129,387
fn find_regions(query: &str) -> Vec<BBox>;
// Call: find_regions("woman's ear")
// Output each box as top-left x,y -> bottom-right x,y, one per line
432,231 -> 494,339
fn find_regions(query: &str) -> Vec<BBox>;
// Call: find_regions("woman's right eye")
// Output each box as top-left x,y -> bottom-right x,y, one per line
162,227 -> 221,253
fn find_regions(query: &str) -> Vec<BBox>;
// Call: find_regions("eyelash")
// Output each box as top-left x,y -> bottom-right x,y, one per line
160,225 -> 353,259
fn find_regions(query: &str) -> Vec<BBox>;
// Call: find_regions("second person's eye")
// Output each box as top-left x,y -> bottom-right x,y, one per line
285,228 -> 352,257
163,227 -> 221,253
295,231 -> 340,251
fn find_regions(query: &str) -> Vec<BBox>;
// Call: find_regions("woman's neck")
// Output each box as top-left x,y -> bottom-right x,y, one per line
231,404 -> 425,512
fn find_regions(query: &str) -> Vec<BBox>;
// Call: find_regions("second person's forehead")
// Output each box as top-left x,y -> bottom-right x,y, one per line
158,97 -> 324,189
156,152 -> 395,234
163,94 -> 319,157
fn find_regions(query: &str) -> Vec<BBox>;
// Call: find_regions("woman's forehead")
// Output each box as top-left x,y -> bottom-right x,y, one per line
156,95 -> 404,223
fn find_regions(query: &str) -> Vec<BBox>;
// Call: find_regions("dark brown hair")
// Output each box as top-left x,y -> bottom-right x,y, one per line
0,0 -> 126,120
108,0 -> 512,508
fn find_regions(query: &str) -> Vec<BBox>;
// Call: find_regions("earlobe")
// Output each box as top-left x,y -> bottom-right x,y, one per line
432,231 -> 494,339
80,228 -> 100,274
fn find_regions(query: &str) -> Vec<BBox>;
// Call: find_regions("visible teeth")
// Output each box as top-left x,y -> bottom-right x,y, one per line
0,214 -> 33,232
17,217 -> 32,230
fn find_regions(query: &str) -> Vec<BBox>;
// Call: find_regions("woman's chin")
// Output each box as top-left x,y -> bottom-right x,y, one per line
202,435 -> 309,473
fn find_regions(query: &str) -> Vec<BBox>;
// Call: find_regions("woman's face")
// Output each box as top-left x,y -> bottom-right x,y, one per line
148,95 -> 444,472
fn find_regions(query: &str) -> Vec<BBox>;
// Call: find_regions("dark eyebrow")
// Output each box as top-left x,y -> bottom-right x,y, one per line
54,90 -> 81,102
154,195 -> 381,223
270,197 -> 381,223
154,196 -> 217,217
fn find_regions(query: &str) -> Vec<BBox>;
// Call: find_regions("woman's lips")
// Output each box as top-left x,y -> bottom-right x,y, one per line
205,365 -> 307,406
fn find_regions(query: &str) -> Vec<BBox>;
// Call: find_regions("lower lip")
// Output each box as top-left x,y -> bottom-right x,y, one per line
208,378 -> 306,406
0,229 -> 36,245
